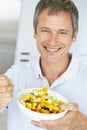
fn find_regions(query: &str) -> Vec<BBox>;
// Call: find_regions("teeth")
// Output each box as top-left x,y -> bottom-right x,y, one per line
46,47 -> 60,52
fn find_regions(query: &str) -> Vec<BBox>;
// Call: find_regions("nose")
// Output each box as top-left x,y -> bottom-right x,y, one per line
49,33 -> 59,46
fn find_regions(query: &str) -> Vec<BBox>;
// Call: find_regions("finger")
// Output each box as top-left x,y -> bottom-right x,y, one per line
31,120 -> 47,129
0,90 -> 13,98
31,120 -> 57,129
62,103 -> 78,111
0,75 -> 12,87
0,85 -> 14,93
31,121 -> 41,128
0,96 -> 13,109
0,95 -> 13,102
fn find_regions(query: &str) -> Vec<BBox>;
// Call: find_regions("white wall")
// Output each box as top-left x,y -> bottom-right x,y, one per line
15,0 -> 40,64
70,0 -> 87,63
15,0 -> 87,64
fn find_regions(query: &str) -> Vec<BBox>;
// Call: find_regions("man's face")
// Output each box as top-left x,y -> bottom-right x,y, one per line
34,10 -> 78,64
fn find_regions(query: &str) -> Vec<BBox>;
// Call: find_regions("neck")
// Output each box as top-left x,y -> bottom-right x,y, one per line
40,55 -> 71,86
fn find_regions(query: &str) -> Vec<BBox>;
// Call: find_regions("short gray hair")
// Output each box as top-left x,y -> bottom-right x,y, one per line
33,0 -> 79,34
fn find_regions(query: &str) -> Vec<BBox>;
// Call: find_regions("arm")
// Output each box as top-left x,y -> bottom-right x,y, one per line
0,74 -> 14,110
31,103 -> 87,130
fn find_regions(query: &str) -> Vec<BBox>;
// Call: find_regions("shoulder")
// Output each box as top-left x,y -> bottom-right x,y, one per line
5,57 -> 40,78
5,62 -> 31,75
79,63 -> 87,74
71,54 -> 87,75
70,54 -> 87,81
77,62 -> 87,82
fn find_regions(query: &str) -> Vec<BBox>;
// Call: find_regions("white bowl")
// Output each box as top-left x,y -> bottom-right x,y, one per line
17,88 -> 68,121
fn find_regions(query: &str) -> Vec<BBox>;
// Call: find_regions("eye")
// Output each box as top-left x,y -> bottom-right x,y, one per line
59,31 -> 67,35
41,29 -> 50,33
41,30 -> 47,32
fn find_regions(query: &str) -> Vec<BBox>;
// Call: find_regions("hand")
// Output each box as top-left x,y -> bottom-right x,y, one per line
31,103 -> 87,130
0,74 -> 14,109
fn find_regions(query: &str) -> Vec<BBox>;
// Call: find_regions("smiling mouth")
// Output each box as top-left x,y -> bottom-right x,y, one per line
44,46 -> 62,52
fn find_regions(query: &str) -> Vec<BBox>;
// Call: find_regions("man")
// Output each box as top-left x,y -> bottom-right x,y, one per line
0,0 -> 87,130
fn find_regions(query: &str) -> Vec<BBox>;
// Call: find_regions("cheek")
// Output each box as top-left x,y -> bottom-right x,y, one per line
38,34 -> 50,42
65,41 -> 72,51
63,37 -> 72,46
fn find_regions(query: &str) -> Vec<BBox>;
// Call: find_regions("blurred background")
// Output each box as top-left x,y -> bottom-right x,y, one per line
0,0 -> 87,130
0,0 -> 21,130
0,0 -> 21,73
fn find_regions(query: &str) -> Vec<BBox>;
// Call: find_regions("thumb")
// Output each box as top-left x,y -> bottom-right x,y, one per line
61,103 -> 79,111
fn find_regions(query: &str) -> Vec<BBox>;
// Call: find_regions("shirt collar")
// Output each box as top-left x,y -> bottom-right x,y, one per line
31,56 -> 43,79
31,54 -> 80,82
61,54 -> 80,81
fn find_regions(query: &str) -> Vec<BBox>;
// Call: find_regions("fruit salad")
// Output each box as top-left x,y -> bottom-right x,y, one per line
20,87 -> 65,114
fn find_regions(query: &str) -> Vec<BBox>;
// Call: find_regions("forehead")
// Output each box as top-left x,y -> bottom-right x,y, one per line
37,9 -> 72,28
38,9 -> 72,22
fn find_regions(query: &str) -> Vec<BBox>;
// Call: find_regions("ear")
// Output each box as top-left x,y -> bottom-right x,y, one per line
33,33 -> 36,39
72,28 -> 78,43
33,28 -> 37,39
33,32 -> 37,39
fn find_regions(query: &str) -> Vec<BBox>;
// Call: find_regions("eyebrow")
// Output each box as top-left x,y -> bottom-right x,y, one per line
58,29 -> 70,32
39,27 -> 70,32
39,27 -> 50,30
